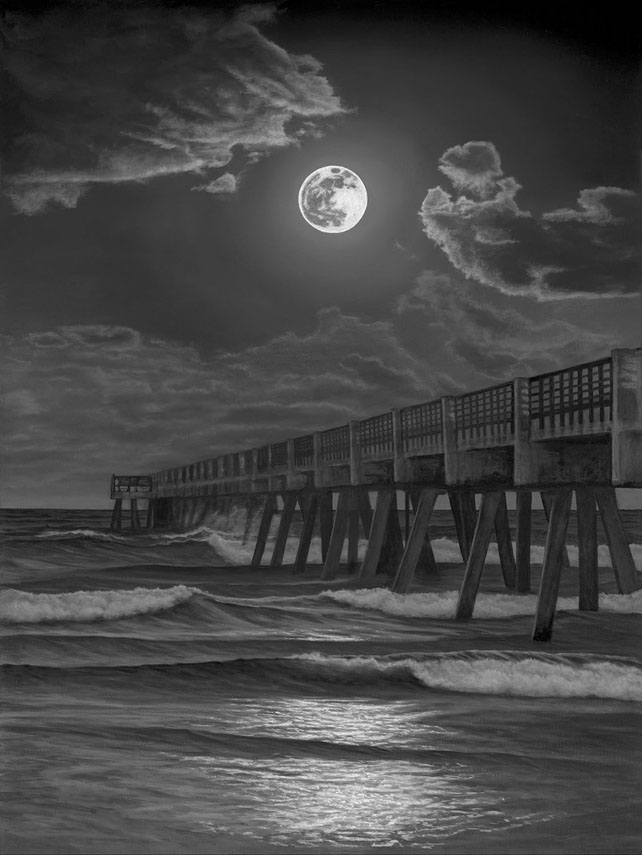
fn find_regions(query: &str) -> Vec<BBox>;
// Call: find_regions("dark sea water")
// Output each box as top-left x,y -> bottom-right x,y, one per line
2,506 -> 642,854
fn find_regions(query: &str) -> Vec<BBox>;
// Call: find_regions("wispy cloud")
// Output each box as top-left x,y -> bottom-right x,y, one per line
397,270 -> 615,379
2,3 -> 346,215
2,311 -> 449,505
420,141 -> 640,300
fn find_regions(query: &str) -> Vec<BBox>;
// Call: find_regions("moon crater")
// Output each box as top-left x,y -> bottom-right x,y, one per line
298,165 -> 367,233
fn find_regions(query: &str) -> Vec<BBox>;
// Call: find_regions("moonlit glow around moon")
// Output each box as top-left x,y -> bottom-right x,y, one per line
298,165 -> 368,233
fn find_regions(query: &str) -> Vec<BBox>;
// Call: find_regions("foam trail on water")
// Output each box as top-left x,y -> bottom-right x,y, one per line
323,588 -> 642,619
0,585 -> 200,624
430,538 -> 642,571
294,652 -> 642,700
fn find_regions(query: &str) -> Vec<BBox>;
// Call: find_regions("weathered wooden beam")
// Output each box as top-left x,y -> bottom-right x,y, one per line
293,493 -> 318,575
146,500 -> 155,529
540,491 -> 571,568
391,488 -> 440,593
270,493 -> 298,567
532,488 -> 573,642
460,493 -> 477,557
110,499 -> 122,532
251,493 -> 276,567
449,492 -> 476,561
448,491 -> 467,561
347,490 -> 360,572
319,491 -> 334,563
357,490 -> 373,534
377,491 -> 404,576
410,488 -> 438,576
576,487 -> 598,611
594,486 -> 640,594
515,491 -> 532,593
494,492 -> 517,589
131,498 -> 140,530
359,489 -> 393,579
455,491 -> 502,620
321,490 -> 351,580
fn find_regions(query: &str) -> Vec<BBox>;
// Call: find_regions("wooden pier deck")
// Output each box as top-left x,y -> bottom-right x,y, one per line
109,348 -> 642,641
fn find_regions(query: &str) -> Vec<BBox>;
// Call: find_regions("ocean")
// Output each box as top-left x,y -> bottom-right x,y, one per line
2,505 -> 642,854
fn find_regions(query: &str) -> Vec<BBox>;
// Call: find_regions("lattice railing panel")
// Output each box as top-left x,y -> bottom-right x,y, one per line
257,446 -> 269,473
529,357 -> 612,430
271,441 -> 289,469
321,424 -> 350,462
294,434 -> 314,468
360,412 -> 393,457
400,401 -> 443,453
455,382 -> 513,444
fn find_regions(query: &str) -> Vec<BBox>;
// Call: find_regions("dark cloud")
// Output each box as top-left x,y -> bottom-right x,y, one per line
2,3 -> 345,214
2,310 -> 448,504
397,270 -> 614,380
420,141 -> 640,299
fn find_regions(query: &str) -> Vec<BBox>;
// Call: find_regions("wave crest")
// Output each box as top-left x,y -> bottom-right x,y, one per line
0,585 -> 200,624
322,588 -> 642,619
294,652 -> 642,700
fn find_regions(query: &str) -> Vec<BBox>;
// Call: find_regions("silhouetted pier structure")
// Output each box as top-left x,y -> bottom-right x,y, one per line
110,348 -> 642,641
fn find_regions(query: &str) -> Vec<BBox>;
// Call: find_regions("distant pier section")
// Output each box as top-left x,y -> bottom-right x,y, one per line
110,348 -> 642,641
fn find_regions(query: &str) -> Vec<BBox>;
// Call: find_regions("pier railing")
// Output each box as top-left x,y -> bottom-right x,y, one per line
529,357 -> 612,438
131,350 -> 641,497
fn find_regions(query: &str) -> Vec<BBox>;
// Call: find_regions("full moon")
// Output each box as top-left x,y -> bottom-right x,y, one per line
298,166 -> 367,233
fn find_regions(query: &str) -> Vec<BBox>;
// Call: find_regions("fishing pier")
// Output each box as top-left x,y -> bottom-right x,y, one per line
110,348 -> 642,641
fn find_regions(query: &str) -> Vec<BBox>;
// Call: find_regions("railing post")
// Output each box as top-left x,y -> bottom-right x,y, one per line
349,421 -> 362,486
287,438 -> 296,474
611,348 -> 642,485
513,377 -> 531,485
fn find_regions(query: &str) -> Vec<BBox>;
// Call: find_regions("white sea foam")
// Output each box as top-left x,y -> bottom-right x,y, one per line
323,587 -> 642,619
294,652 -> 642,700
0,585 -> 199,623
430,538 -> 642,571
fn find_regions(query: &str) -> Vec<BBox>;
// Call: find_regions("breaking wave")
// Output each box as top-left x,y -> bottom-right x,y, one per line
0,585 -> 200,624
322,588 -> 642,619
293,651 -> 642,701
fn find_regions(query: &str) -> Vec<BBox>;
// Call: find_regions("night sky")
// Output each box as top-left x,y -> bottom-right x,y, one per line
1,0 -> 640,507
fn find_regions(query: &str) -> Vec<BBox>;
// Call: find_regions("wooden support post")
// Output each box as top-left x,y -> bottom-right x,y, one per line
377,490 -> 404,576
410,488 -> 438,577
347,490 -> 360,572
359,489 -> 393,578
319,491 -> 333,563
391,488 -> 439,593
541,491 -> 571,568
293,493 -> 318,575
404,489 -> 410,543
270,493 -> 297,567
146,500 -> 154,529
532,489 -> 573,642
242,497 -> 259,545
515,491 -> 532,593
251,493 -> 276,567
449,492 -> 476,562
321,490 -> 351,580
594,486 -> 640,594
494,492 -> 517,589
460,493 -> 477,557
110,499 -> 122,531
130,498 -> 140,530
357,490 -> 373,534
455,491 -> 502,620
576,487 -> 598,611
448,491 -> 467,561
